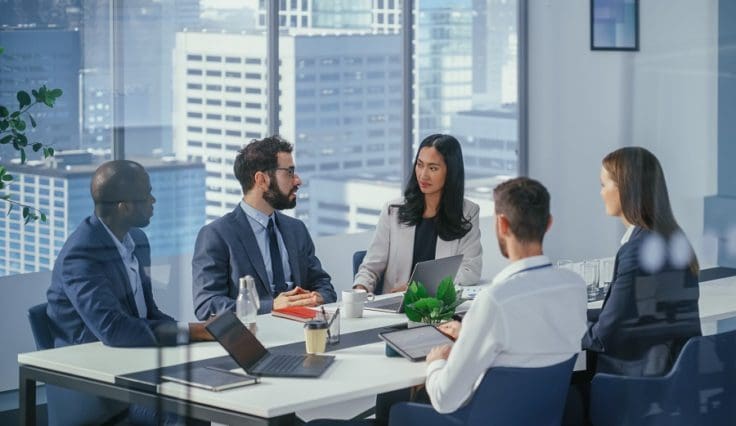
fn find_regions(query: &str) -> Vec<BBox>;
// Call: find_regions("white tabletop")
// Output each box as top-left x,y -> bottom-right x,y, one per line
18,307 -> 425,418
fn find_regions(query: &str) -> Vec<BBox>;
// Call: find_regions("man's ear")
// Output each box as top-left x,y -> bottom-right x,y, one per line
546,215 -> 553,233
496,214 -> 510,237
253,170 -> 269,190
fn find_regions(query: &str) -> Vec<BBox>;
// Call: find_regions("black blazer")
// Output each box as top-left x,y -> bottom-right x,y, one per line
582,226 -> 701,376
192,206 -> 337,320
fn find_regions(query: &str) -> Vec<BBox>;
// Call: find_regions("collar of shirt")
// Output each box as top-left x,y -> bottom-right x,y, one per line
240,200 -> 275,229
620,225 -> 635,246
492,255 -> 552,285
97,215 -> 136,259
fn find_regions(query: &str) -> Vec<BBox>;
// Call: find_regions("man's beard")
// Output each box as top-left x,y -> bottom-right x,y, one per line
263,179 -> 297,210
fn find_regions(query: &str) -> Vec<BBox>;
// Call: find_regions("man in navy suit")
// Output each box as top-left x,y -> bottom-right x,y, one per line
192,135 -> 336,319
46,160 -> 212,424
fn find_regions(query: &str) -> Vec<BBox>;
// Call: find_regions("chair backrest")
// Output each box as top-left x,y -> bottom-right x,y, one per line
591,329 -> 736,426
352,250 -> 384,294
28,302 -> 54,350
465,355 -> 576,426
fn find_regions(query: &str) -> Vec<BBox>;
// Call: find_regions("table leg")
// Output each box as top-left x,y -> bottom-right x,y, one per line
18,366 -> 36,426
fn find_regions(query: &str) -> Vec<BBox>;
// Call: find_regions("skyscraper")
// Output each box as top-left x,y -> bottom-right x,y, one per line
172,30 -> 402,230
0,152 -> 205,276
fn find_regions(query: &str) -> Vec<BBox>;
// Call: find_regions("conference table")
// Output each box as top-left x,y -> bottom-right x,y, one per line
18,274 -> 736,425
18,301 -> 457,425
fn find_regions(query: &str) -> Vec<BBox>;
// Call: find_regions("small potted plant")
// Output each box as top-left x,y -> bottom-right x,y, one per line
403,276 -> 463,326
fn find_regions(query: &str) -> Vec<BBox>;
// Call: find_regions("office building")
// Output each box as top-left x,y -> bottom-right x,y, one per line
0,152 -> 205,277
172,30 -> 402,223
0,28 -> 81,160
450,106 -> 517,177
309,172 -> 497,236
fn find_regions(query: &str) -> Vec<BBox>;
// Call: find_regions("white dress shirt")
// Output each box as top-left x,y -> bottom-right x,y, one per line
620,225 -> 635,245
425,255 -> 588,414
240,200 -> 293,293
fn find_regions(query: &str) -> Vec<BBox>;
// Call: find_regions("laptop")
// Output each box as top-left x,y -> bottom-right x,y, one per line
364,254 -> 464,313
206,310 -> 335,378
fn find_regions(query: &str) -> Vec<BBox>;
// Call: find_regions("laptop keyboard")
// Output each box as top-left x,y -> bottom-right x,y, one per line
260,354 -> 304,373
367,296 -> 403,310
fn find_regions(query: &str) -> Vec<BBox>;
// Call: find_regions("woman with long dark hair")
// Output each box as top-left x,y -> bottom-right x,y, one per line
582,146 -> 701,376
353,134 -> 482,294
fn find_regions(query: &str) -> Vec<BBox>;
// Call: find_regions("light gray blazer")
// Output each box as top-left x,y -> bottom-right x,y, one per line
354,197 -> 483,293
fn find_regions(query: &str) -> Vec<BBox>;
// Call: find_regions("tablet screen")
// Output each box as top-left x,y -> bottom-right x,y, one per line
379,325 -> 454,361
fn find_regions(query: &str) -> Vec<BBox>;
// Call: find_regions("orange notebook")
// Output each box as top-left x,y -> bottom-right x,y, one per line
271,306 -> 320,322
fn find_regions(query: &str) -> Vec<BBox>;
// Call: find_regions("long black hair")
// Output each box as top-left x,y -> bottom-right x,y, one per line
395,134 -> 471,241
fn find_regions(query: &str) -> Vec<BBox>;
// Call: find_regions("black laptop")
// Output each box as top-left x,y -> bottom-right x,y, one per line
365,254 -> 464,313
206,311 -> 335,378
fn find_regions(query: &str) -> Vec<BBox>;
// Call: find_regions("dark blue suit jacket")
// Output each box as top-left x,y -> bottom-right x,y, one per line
582,226 -> 701,376
192,206 -> 337,320
47,215 -> 178,348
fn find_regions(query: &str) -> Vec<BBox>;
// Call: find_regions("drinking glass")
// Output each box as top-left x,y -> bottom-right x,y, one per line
582,260 -> 600,302
598,257 -> 615,297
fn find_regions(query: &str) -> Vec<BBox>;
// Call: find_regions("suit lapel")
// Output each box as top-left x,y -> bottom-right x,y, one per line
231,207 -> 272,297
276,213 -> 300,285
436,237 -> 458,259
89,216 -> 140,317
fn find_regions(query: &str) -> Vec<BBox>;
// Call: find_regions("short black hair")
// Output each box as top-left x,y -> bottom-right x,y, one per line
233,135 -> 293,193
493,177 -> 550,244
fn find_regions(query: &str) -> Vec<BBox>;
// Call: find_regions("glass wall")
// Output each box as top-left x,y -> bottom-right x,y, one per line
0,0 -> 521,276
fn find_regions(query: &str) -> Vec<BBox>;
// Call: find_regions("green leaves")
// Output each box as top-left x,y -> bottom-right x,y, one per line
403,278 -> 460,324
1,47 -> 62,224
17,91 -> 31,109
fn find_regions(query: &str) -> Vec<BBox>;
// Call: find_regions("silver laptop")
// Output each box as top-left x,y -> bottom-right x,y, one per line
364,254 -> 464,313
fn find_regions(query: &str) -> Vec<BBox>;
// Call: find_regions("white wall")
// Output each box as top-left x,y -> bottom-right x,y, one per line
528,0 -> 719,264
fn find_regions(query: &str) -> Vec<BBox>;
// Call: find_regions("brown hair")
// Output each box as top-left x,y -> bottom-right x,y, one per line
493,177 -> 550,244
602,147 -> 699,274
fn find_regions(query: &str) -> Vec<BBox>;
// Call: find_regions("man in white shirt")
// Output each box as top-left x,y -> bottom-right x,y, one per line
424,177 -> 588,414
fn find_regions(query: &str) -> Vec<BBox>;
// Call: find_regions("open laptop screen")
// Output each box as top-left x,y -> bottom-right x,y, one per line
206,311 -> 268,370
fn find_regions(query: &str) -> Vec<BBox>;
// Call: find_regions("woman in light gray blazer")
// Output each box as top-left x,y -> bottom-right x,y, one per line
354,134 -> 482,294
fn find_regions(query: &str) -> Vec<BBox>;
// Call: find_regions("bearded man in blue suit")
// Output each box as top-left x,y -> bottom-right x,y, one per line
192,135 -> 337,319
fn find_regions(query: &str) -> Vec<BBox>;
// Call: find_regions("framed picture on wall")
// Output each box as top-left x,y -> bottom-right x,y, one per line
590,0 -> 639,51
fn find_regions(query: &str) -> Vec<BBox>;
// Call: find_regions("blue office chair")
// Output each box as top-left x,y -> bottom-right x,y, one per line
353,250 -> 384,294
27,302 -> 127,426
388,355 -> 577,426
590,329 -> 736,426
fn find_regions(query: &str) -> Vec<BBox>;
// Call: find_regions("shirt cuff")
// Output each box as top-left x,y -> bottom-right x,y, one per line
176,322 -> 190,345
426,359 -> 448,376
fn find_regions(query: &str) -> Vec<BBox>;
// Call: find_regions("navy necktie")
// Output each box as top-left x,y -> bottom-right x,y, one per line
267,217 -> 287,295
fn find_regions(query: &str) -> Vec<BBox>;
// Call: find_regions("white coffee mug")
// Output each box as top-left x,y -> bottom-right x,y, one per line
341,289 -> 374,318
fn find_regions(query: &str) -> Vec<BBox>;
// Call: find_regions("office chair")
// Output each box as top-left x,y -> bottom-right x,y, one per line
590,329 -> 736,426
27,302 -> 127,426
388,355 -> 577,426
352,250 -> 384,294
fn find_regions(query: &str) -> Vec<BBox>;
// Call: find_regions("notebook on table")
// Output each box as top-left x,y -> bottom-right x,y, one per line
206,310 -> 334,378
162,366 -> 259,391
272,306 -> 320,322
365,254 -> 464,313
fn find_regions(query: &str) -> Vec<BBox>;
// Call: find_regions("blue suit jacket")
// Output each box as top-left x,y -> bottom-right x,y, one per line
192,206 -> 337,320
47,215 -> 178,348
582,226 -> 701,376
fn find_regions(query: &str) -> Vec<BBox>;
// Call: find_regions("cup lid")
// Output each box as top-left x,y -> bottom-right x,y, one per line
304,319 -> 328,329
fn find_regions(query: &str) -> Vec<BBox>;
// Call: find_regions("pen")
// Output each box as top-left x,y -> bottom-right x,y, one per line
327,307 -> 339,328
321,306 -> 331,340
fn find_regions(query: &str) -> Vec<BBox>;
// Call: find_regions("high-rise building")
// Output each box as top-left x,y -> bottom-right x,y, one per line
473,0 -> 517,105
172,30 -> 402,225
0,152 -> 205,277
309,172 -> 497,236
0,28 -> 81,160
79,0 -> 202,154
450,106 -> 517,177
